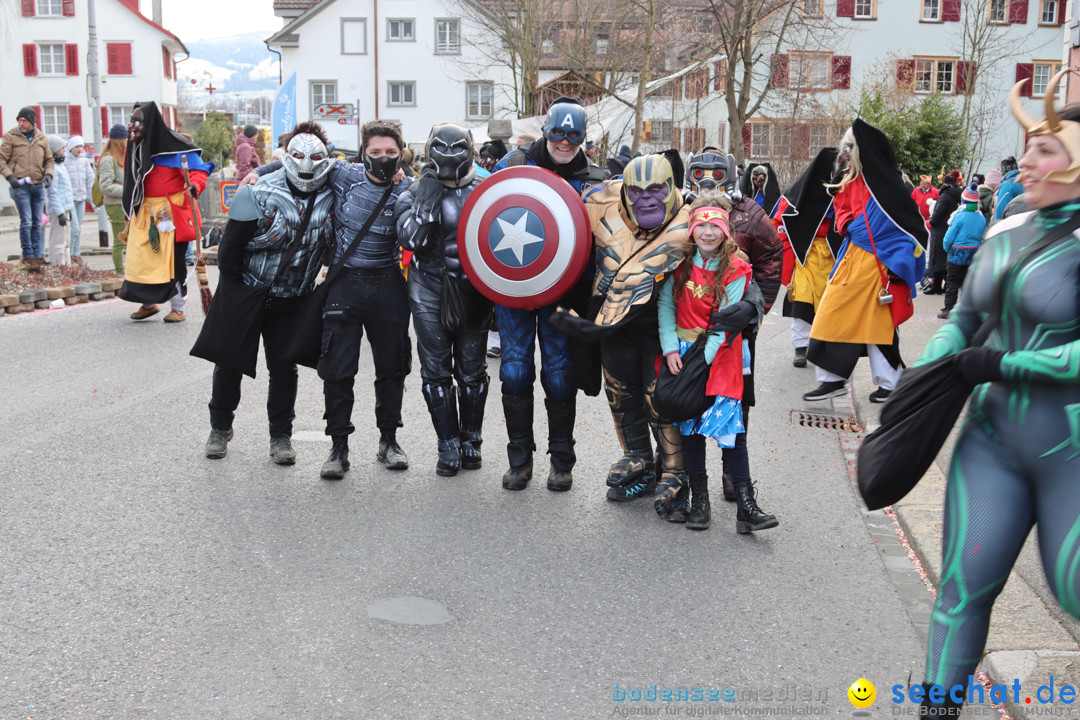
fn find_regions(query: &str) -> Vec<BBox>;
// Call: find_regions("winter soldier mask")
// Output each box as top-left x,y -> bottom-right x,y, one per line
363,152 -> 402,184
282,132 -> 333,193
621,154 -> 680,230
1011,68 -> 1080,184
685,149 -> 738,198
427,123 -> 476,187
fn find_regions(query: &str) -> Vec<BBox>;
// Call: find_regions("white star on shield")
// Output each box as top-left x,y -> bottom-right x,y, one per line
492,211 -> 545,265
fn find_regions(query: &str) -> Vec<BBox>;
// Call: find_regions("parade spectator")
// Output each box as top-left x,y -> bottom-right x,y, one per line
119,101 -> 214,323
490,98 -> 606,492
937,183 -> 985,319
0,107 -> 53,264
272,132 -> 287,162
65,136 -> 95,265
235,124 -> 260,180
925,170 -> 963,294
974,173 -> 995,222
910,174 -> 938,222
396,124 -> 491,476
993,155 -> 1022,219
98,124 -> 128,273
803,120 -> 927,405
44,135 -> 74,266
200,121 -> 334,465
916,72 -> 1080,717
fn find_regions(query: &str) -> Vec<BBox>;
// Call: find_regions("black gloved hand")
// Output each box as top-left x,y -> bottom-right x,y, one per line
57,213 -> 68,227
43,174 -> 52,189
709,298 -> 756,334
7,175 -> 19,191
412,167 -> 443,219
682,191 -> 698,205
954,346 -> 1006,385
189,185 -> 199,198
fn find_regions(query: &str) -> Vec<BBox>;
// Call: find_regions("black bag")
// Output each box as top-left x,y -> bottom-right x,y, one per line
856,213 -> 1080,510
283,184 -> 394,368
189,195 -> 317,378
440,272 -> 492,333
653,332 -> 716,422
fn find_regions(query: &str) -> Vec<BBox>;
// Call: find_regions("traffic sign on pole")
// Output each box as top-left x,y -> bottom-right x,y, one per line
337,117 -> 359,125
314,103 -> 356,118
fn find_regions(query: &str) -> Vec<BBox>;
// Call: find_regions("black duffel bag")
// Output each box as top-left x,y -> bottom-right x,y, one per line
653,331 -> 716,422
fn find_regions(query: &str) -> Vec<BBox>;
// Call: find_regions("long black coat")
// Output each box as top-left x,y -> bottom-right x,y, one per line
928,183 -> 962,274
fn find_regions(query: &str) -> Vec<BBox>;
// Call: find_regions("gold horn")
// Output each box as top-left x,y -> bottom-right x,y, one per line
1010,78 -> 1037,131
1044,68 -> 1070,132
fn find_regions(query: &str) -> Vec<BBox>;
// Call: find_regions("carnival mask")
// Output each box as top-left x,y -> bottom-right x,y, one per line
686,149 -> 736,195
282,132 -> 333,192
622,154 -> 679,230
427,123 -> 475,187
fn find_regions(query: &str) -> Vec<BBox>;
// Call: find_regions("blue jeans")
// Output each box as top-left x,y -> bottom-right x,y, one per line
69,202 -> 85,256
9,183 -> 45,259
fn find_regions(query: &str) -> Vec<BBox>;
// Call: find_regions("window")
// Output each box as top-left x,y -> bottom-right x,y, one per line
923,0 -> 941,20
106,42 -> 132,74
36,0 -> 62,15
809,124 -> 834,151
107,106 -> 128,129
791,53 -> 831,90
1040,0 -> 1058,23
1032,62 -> 1064,96
751,123 -> 771,158
802,0 -> 823,16
854,0 -> 875,18
914,57 -> 955,93
540,38 -> 555,55
341,18 -> 367,54
467,82 -> 492,118
596,32 -> 609,56
388,81 -> 415,106
989,0 -> 1007,22
435,19 -> 460,54
40,105 -> 68,135
387,18 -> 414,41
37,43 -> 65,75
311,80 -> 337,113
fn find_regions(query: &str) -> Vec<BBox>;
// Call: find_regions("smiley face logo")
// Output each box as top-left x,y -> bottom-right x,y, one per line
847,678 -> 876,708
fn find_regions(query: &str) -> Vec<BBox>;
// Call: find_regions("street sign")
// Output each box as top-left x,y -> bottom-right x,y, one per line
337,117 -> 359,125
314,103 -> 355,118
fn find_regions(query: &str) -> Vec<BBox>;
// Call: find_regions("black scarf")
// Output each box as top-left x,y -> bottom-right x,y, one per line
122,101 -> 201,218
777,147 -> 844,263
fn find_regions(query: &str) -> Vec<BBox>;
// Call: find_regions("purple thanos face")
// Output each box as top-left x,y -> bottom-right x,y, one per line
626,184 -> 670,230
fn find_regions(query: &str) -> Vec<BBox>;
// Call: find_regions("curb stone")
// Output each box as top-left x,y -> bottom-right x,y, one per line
46,286 -> 75,300
0,293 -> 17,307
19,289 -> 46,303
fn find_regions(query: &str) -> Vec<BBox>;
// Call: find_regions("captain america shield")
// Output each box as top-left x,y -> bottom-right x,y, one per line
458,165 -> 592,310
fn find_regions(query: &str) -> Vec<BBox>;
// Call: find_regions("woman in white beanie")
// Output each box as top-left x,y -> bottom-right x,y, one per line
65,135 -> 94,265
44,134 -> 74,265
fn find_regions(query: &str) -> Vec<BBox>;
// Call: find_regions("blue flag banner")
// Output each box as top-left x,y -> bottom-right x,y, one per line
272,72 -> 297,143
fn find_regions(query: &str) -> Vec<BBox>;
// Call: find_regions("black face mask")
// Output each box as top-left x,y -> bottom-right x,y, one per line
53,154 -> 66,164
364,153 -> 400,183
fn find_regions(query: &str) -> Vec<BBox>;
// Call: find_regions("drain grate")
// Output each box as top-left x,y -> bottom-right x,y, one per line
791,410 -> 862,432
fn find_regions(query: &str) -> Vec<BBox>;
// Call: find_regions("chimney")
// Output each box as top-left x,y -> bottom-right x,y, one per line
153,0 -> 162,24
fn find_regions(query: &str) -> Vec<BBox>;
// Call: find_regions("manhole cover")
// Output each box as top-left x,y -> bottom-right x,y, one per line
791,410 -> 862,432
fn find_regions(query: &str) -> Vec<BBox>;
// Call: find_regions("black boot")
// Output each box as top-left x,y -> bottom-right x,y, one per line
502,393 -> 535,490
686,473 -> 711,530
656,476 -> 689,522
423,383 -> 461,477
458,381 -> 488,471
734,481 -> 779,534
793,346 -> 808,368
720,457 -> 735,501
545,397 -> 576,491
320,436 -> 350,480
919,684 -> 963,717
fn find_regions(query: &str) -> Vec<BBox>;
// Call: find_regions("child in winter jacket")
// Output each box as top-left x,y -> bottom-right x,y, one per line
44,135 -> 75,266
938,183 -> 986,318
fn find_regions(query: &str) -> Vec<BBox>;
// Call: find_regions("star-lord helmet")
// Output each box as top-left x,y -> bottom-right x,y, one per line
1011,68 -> 1080,184
621,154 -> 680,230
427,123 -> 475,186
685,148 -> 738,197
282,131 -> 332,192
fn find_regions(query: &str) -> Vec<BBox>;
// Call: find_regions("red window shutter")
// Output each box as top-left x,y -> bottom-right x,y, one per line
101,106 -> 109,135
673,79 -> 683,102
65,44 -> 79,76
162,47 -> 172,78
717,123 -> 726,152
68,105 -> 82,135
897,59 -> 915,88
23,44 -> 37,76
1058,0 -> 1067,24
741,123 -> 752,158
1009,0 -> 1028,23
107,43 -> 133,75
1016,63 -> 1034,95
831,55 -> 851,89
62,0 -> 75,15
714,61 -> 724,91
955,61 -> 976,93
21,0 -> 34,16
120,44 -> 132,75
942,0 -> 961,20
795,125 -> 811,159
771,54 -> 789,88
31,106 -> 42,127
837,0 -> 855,17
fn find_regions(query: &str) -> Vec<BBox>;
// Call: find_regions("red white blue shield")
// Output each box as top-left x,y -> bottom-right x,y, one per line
458,165 -> 592,310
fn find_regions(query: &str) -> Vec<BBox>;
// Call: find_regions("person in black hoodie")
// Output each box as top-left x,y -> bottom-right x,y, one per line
926,170 -> 963,294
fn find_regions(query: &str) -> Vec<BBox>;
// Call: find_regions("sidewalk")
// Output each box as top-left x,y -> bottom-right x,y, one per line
0,209 -> 122,271
845,295 -> 1080,718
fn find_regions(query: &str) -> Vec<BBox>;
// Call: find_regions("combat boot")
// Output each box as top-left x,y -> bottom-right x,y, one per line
686,473 -> 711,530
501,393 -> 535,490
734,481 -> 779,534
321,437 -> 350,480
424,383 -> 461,477
458,382 -> 488,471
545,397 -> 576,491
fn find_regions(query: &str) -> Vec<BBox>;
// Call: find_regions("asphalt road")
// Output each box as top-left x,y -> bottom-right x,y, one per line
1,289 -> 928,718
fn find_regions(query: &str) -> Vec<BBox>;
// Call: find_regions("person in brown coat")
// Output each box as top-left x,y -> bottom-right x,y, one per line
0,107 -> 54,262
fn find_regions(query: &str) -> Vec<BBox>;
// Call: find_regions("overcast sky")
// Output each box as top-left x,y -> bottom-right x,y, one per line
159,0 -> 281,43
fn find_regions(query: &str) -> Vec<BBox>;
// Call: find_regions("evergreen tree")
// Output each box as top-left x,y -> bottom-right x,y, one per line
193,112 -> 234,173
857,89 -> 967,181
